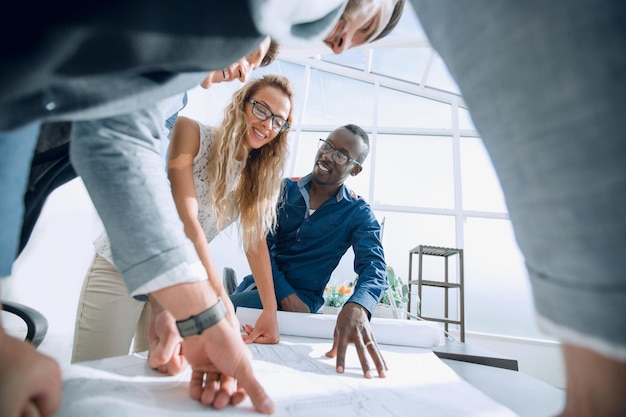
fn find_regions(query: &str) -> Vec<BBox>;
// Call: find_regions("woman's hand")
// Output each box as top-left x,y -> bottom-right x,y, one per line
241,308 -> 280,344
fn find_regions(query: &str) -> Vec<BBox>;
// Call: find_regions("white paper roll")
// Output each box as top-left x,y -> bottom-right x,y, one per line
236,307 -> 445,348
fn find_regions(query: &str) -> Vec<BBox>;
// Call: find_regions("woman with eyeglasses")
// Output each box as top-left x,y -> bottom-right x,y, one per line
72,74 -> 293,363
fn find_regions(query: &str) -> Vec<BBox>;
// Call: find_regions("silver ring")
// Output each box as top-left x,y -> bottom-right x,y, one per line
365,341 -> 375,348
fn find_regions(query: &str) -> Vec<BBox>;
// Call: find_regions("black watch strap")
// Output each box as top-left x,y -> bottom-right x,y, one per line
176,297 -> 226,338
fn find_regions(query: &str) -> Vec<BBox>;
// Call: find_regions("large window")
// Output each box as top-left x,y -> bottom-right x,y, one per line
378,87 -> 451,129
302,70 -> 375,127
182,4 -> 549,343
373,134 -> 455,209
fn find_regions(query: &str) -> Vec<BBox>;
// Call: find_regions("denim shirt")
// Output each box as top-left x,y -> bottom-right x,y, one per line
268,174 -> 388,315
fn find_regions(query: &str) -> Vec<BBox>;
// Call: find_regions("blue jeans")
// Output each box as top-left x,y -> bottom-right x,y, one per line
412,0 -> 626,358
0,122 -> 40,276
230,277 -> 263,310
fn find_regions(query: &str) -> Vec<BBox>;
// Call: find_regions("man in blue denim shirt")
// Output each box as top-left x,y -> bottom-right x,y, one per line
231,124 -> 389,378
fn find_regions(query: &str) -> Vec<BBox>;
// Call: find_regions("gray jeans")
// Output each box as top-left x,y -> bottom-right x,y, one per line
412,0 -> 626,359
70,99 -> 202,295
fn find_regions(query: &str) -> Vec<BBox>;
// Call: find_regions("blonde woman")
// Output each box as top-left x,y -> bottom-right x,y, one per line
73,74 -> 293,362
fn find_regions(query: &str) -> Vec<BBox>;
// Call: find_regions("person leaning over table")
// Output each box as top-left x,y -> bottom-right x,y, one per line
229,124 -> 390,379
410,1 -> 626,416
16,37 -> 280,260
10,37 -> 281,365
0,1 -> 404,416
72,73 -> 293,364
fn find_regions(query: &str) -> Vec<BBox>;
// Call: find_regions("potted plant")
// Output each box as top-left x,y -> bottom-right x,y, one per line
321,282 -> 353,314
345,266 -> 412,318
373,266 -> 410,318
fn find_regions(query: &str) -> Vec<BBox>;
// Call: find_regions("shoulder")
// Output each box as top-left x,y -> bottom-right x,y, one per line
347,187 -> 362,201
281,177 -> 298,193
172,116 -> 205,146
344,186 -> 368,206
344,187 -> 377,217
169,116 -> 202,157
278,177 -> 299,201
173,115 -> 200,134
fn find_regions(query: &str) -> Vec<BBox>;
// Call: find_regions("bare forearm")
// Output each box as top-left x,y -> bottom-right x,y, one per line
149,280 -> 217,321
246,242 -> 277,312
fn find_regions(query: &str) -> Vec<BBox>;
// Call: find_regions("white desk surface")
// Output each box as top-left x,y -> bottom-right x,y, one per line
56,334 -> 565,417
54,309 -> 564,416
443,357 -> 564,417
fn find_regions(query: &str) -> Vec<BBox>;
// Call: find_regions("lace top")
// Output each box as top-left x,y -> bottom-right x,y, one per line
95,122 -> 243,264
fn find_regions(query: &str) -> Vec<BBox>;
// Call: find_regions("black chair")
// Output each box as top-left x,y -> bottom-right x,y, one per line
2,301 -> 48,348
223,267 -> 238,295
19,122 -> 76,257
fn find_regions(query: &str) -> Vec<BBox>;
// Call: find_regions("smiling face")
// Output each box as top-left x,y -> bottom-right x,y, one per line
324,0 -> 396,54
312,127 -> 365,187
244,85 -> 291,150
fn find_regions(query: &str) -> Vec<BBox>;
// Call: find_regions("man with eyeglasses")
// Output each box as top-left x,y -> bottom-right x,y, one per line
231,124 -> 389,379
0,1 -> 404,415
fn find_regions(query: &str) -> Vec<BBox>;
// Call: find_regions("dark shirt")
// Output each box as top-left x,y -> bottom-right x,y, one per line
268,174 -> 388,315
0,1 -> 262,131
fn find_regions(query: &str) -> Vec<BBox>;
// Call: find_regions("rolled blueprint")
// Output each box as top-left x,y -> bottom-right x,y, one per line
236,307 -> 445,348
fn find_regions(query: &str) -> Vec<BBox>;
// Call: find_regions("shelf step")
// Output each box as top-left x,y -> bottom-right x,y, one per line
420,316 -> 463,325
410,245 -> 462,257
418,280 -> 462,288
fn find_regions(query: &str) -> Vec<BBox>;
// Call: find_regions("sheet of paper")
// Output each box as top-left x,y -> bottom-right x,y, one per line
236,307 -> 446,348
57,335 -> 517,416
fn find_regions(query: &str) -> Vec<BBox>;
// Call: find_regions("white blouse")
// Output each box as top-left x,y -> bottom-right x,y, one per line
95,121 -> 243,265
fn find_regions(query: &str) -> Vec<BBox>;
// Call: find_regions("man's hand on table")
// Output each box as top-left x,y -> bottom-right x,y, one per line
325,301 -> 388,378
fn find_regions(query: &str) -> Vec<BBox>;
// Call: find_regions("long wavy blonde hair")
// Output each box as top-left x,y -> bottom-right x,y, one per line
206,74 -> 293,252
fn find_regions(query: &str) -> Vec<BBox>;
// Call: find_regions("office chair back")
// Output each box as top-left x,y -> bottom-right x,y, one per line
2,301 -> 48,348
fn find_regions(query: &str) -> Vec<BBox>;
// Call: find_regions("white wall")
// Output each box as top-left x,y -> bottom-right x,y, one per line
3,179 -> 102,365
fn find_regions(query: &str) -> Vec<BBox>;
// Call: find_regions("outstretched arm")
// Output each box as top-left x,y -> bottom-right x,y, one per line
326,206 -> 388,378
241,239 -> 279,344
167,116 -> 228,299
147,116 -> 272,410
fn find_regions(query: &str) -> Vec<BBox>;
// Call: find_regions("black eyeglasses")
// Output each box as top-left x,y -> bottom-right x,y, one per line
318,139 -> 362,166
248,99 -> 290,133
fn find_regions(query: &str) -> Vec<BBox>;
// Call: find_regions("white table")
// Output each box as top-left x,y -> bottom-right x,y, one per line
56,335 -> 564,417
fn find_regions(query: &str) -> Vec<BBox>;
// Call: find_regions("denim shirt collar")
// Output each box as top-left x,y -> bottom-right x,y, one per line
296,173 -> 353,213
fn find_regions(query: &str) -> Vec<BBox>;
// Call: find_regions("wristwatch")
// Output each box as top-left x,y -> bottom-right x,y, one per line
175,297 -> 226,338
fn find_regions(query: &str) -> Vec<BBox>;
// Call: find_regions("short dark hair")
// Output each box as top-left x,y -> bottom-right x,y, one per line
261,39 -> 281,67
372,0 -> 405,42
341,123 -> 370,161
